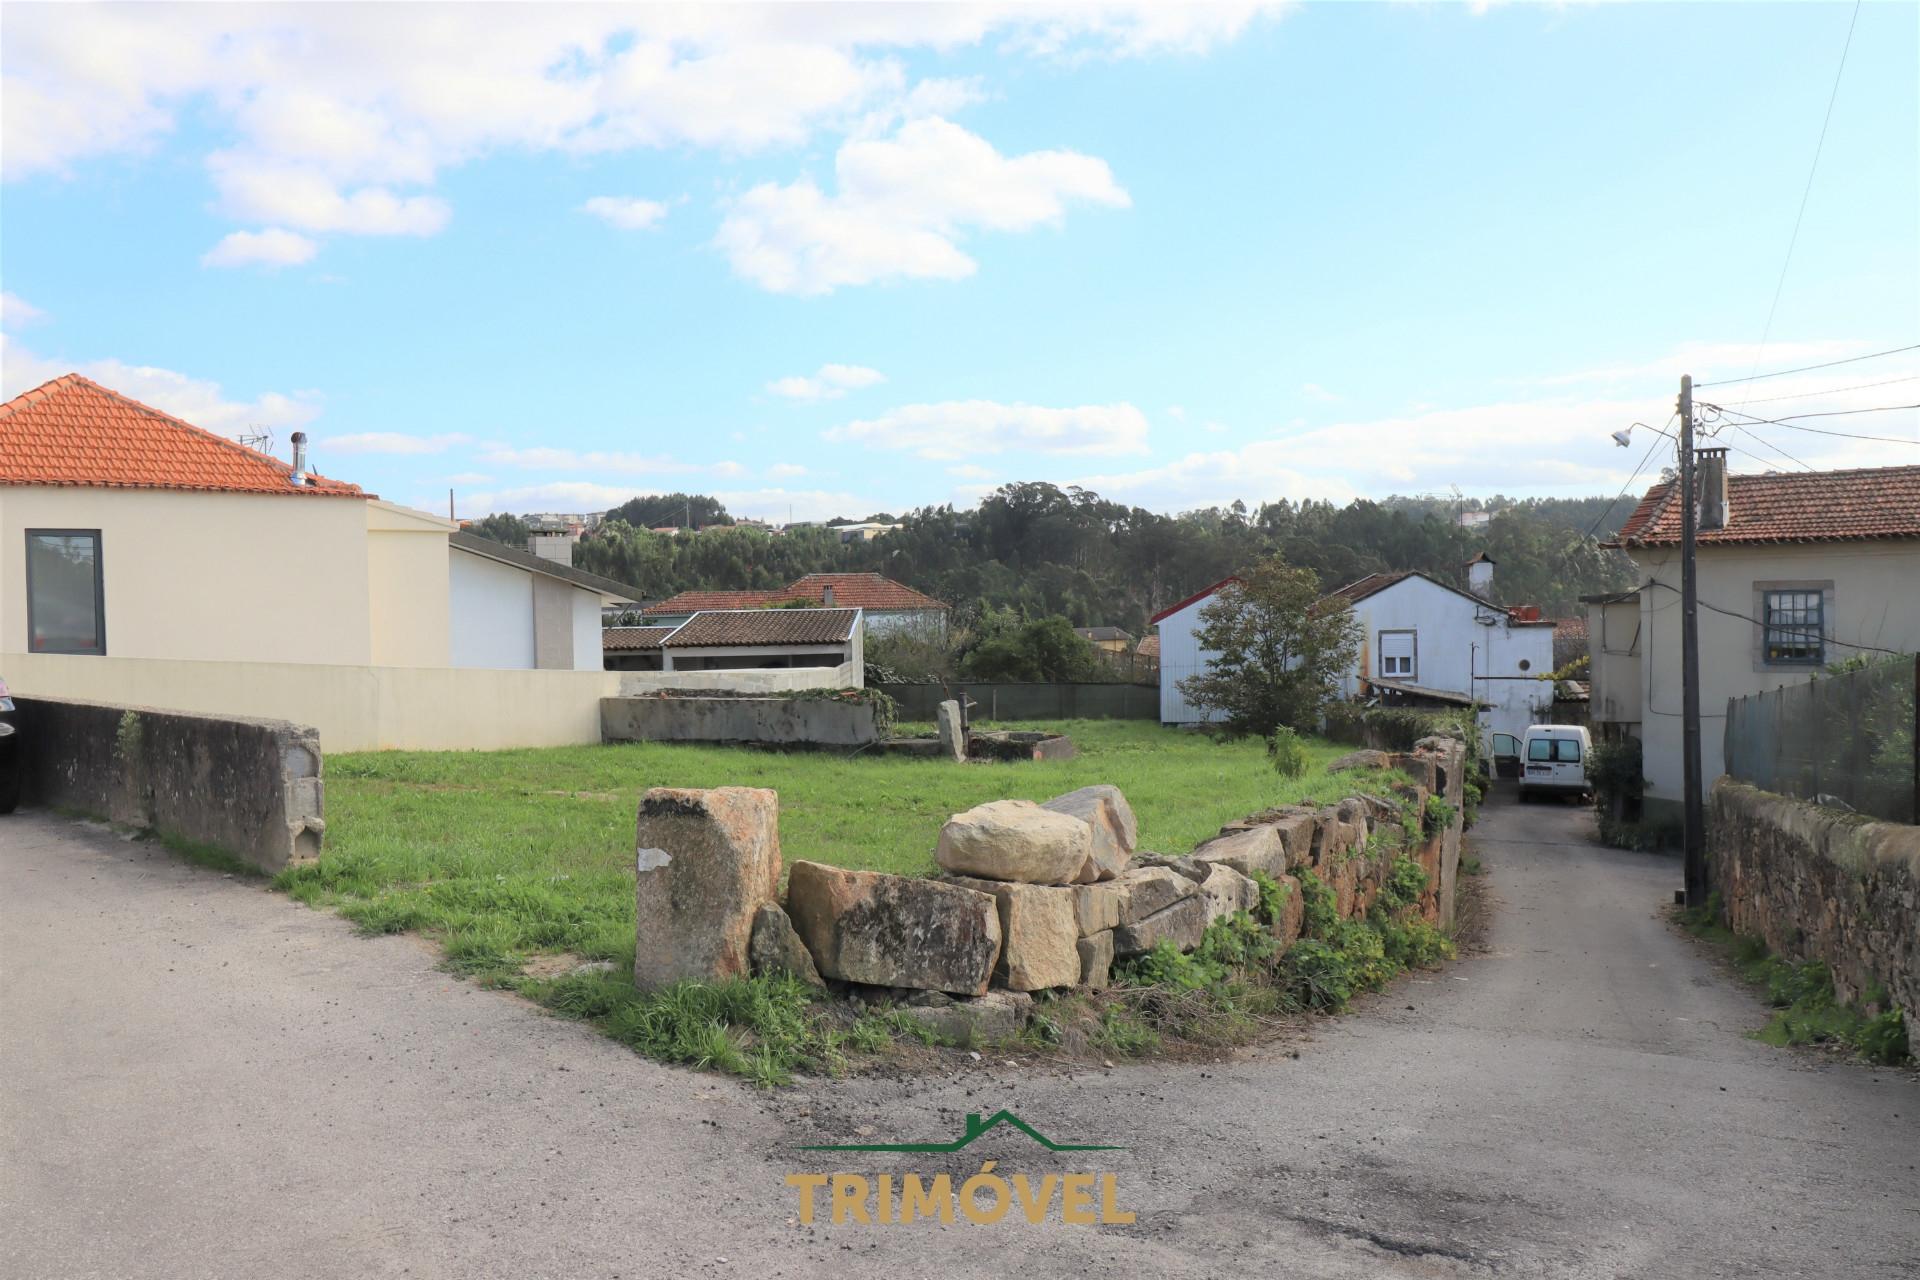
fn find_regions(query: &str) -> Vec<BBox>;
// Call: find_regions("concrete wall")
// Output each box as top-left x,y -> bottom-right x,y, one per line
532,574 -> 574,670
1586,596 -> 1642,733
616,661 -> 861,695
365,501 -> 457,667
2,651 -> 619,751
448,548 -> 536,669
1633,539 -> 1920,807
602,695 -> 879,747
1709,778 -> 1919,1058
882,682 -> 1158,722
571,589 -> 603,671
13,695 -> 325,873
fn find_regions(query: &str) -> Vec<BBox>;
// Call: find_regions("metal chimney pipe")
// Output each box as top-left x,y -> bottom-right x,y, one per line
823,584 -> 836,607
290,431 -> 309,485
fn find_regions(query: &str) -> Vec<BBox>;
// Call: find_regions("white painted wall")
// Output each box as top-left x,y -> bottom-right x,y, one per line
1155,591 -> 1225,724
1334,575 -> 1556,747
571,589 -> 603,671
1630,538 -> 1920,807
1586,595 -> 1642,731
449,548 -> 535,669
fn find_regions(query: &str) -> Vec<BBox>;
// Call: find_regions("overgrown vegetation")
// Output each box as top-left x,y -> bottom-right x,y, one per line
1589,736 -> 1661,849
1679,898 -> 1909,1066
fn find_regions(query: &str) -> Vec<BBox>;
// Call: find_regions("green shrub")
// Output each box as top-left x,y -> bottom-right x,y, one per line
1266,727 -> 1309,779
1297,871 -> 1338,940
1381,856 -> 1429,910
1422,794 -> 1456,836
1251,869 -> 1291,928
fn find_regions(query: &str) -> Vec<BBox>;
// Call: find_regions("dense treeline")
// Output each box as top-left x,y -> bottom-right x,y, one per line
480,482 -> 1636,628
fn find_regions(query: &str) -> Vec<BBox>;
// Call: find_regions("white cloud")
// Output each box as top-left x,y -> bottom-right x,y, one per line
1079,444 -> 1361,513
0,336 -> 321,439
768,362 -> 886,400
947,463 -> 994,481
711,460 -> 746,478
1,292 -> 45,328
715,116 -> 1129,294
479,444 -> 692,473
581,195 -> 670,231
4,6 -> 1249,266
767,462 -> 809,478
200,228 -> 320,268
445,472 -> 495,486
324,431 -> 473,455
1301,382 -> 1341,403
827,399 -> 1150,461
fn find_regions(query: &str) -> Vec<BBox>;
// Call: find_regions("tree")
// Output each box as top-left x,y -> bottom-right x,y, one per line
469,512 -> 529,547
1176,556 -> 1361,738
959,613 -> 1102,683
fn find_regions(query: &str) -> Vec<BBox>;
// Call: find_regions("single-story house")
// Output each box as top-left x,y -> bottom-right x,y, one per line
1074,626 -> 1135,655
1,373 -> 636,749
601,625 -> 677,672
1149,566 -> 1556,747
642,572 -> 947,636
604,609 -> 863,675
1604,455 -> 1920,816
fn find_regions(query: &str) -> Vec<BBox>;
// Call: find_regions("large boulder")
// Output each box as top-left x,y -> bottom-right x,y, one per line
1199,863 -> 1258,923
1192,824 -> 1288,879
1077,931 -> 1116,990
935,800 -> 1092,885
1113,894 -> 1209,957
1041,785 -> 1138,882
1070,881 -> 1125,937
1272,874 -> 1305,948
749,902 -> 824,987
632,787 -> 782,990
946,878 -> 1081,991
1328,749 -> 1390,774
785,861 -> 1002,996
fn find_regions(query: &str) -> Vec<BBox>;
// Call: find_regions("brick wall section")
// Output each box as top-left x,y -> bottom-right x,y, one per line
1709,778 -> 1920,1058
15,696 -> 325,874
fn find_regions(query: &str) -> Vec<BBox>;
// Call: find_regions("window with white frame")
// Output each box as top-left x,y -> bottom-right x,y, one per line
1378,629 -> 1416,679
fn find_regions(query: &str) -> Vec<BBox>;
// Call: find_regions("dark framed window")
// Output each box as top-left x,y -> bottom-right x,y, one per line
25,529 -> 105,655
1762,589 -> 1823,665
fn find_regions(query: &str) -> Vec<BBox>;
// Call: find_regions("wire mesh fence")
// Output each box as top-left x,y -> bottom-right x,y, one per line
1724,655 -> 1918,823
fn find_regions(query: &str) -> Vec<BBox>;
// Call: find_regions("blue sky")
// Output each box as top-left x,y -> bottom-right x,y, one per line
3,2 -> 1915,521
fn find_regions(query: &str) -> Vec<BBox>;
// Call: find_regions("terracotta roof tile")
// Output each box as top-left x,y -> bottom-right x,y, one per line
1612,465 -> 1920,547
0,374 -> 367,497
601,626 -> 676,652
663,608 -> 860,647
1136,634 -> 1160,659
641,589 -> 785,617
782,573 -> 948,611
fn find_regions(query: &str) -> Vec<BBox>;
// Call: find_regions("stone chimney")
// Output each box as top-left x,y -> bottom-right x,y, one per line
1697,447 -> 1730,532
822,584 -> 836,607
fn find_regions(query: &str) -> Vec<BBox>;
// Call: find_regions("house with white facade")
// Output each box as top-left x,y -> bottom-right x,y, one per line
1150,568 -> 1556,746
1603,456 -> 1920,819
1,373 -> 636,750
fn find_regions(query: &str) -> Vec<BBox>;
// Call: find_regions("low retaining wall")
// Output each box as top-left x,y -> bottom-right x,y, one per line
602,695 -> 878,747
14,696 -> 325,874
1709,778 -> 1919,1056
619,662 -> 862,696
879,682 -> 1157,722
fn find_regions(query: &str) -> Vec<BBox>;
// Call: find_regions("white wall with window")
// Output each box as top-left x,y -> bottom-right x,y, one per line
1378,628 -> 1416,679
1629,540 -> 1920,810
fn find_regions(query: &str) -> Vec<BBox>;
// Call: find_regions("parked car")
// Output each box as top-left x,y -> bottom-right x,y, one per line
1518,724 -> 1592,802
0,676 -> 19,814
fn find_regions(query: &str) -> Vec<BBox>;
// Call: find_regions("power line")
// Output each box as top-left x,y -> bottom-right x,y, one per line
1703,402 -> 1920,445
1585,417 -> 1673,539
1735,0 -> 1863,387
1729,424 -> 1816,471
1716,373 -> 1920,407
1697,342 -> 1920,388
1645,579 -> 1909,657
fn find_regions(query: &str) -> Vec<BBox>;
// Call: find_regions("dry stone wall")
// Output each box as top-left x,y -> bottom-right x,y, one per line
633,736 -> 1469,1042
1708,778 -> 1920,1058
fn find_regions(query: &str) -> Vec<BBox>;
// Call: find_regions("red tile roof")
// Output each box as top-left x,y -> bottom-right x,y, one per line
1136,634 -> 1160,659
783,573 -> 948,611
601,626 -> 676,651
1323,570 -> 1416,607
0,374 -> 367,497
1612,465 -> 1920,547
641,589 -> 786,617
663,608 -> 860,647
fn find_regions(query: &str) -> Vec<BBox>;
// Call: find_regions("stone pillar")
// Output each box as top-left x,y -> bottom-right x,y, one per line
936,699 -> 966,763
633,787 -> 781,990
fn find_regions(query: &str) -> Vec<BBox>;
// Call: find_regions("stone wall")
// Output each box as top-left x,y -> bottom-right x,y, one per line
602,693 -> 878,747
633,734 -> 1470,1043
14,695 -> 325,874
1709,778 -> 1920,1057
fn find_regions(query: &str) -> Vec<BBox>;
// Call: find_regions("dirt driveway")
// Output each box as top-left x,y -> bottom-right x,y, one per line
4,799 -> 1916,1279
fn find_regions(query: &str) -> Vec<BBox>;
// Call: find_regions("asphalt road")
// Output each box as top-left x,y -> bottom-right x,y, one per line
4,796 -> 1916,1279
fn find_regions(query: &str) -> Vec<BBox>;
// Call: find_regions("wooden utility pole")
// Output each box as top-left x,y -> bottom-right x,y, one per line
1678,374 -> 1707,908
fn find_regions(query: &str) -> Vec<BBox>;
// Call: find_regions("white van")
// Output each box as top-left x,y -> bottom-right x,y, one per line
1518,724 -> 1592,802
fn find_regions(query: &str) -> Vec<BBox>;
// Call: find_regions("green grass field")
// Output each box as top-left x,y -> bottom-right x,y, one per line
279,720 -> 1398,981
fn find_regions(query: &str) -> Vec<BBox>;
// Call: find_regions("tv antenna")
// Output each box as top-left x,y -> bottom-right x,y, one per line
238,424 -> 276,454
